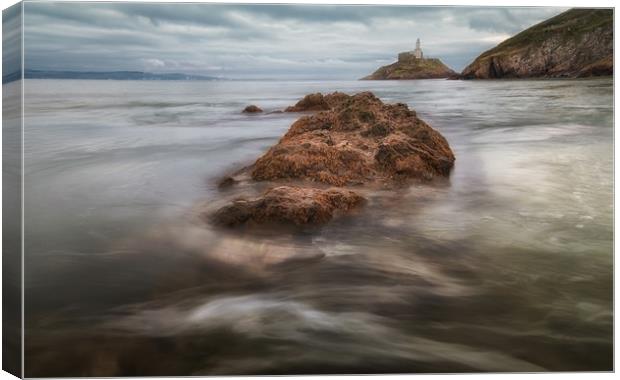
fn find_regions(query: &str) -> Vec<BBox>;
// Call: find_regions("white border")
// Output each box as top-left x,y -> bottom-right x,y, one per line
0,1 -> 617,380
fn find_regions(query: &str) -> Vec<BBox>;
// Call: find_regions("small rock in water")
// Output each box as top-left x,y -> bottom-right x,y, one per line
242,105 -> 263,113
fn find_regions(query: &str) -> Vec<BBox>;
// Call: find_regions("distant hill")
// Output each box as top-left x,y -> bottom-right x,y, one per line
362,52 -> 455,80
21,69 -> 223,81
460,8 -> 613,79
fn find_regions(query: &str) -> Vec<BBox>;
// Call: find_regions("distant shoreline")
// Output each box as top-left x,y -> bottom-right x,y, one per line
2,69 -> 226,84
3,73 -> 612,85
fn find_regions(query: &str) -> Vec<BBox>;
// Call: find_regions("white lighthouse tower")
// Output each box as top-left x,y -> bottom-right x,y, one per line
397,38 -> 426,62
413,38 -> 423,59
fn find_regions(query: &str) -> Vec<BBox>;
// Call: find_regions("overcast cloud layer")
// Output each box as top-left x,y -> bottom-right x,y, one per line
23,3 -> 567,79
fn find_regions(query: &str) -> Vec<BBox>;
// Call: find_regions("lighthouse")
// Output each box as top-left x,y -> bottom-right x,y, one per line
413,38 -> 423,59
397,38 -> 426,62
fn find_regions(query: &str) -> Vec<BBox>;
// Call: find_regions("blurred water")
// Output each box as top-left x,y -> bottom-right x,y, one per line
21,78 -> 612,376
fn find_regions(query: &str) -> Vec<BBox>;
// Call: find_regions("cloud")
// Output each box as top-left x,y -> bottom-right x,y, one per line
3,3 -> 22,77
478,35 -> 511,44
22,3 -> 568,78
141,58 -> 166,69
459,8 -> 564,33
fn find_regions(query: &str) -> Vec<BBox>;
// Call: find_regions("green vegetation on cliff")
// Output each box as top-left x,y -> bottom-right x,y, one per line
461,8 -> 613,79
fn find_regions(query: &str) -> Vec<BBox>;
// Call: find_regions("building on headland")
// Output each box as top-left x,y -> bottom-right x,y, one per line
398,38 -> 424,62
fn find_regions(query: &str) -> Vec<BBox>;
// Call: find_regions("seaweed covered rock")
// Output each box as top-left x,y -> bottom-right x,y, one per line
284,92 -> 350,112
210,186 -> 365,227
251,91 -> 455,186
208,91 -> 454,229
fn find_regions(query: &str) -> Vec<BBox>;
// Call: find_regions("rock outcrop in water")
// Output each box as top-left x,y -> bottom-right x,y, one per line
242,105 -> 263,113
208,91 -> 454,228
253,91 -> 455,186
363,57 -> 456,80
210,186 -> 365,227
460,9 -> 613,79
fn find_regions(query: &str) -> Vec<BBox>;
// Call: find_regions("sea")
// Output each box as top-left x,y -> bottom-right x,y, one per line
5,78 -> 613,375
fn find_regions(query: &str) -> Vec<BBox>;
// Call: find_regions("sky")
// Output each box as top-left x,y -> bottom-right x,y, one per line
22,3 -> 568,79
3,3 -> 22,78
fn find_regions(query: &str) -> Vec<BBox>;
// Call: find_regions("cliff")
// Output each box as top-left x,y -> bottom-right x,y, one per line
362,55 -> 456,80
460,9 -> 613,79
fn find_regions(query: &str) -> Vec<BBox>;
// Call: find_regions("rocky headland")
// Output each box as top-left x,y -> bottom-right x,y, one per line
208,91 -> 455,228
363,55 -> 456,80
460,8 -> 613,79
